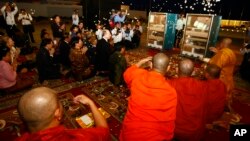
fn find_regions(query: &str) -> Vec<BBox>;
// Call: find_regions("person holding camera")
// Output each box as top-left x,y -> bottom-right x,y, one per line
18,9 -> 35,43
1,2 -> 18,38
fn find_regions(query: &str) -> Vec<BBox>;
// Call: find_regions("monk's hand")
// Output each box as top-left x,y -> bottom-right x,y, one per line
136,56 -> 153,67
209,47 -> 218,53
74,95 -> 94,106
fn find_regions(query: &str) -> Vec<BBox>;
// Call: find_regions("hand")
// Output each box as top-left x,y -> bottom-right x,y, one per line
74,95 -> 93,106
81,46 -> 88,54
136,56 -> 153,67
49,48 -> 55,56
209,47 -> 218,53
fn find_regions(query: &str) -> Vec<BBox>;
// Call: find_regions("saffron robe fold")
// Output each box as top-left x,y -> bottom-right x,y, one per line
206,79 -> 227,123
170,77 -> 207,141
15,126 -> 110,141
209,47 -> 236,98
120,65 -> 177,141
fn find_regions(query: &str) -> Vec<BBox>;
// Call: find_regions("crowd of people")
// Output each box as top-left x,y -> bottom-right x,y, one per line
0,2 -> 246,141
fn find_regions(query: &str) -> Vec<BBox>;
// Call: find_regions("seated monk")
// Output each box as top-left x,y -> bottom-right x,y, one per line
205,64 -> 227,123
120,53 -> 177,141
0,41 -> 33,94
170,59 -> 207,141
16,87 -> 110,141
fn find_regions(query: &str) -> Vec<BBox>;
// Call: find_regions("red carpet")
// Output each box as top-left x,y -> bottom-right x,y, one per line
0,50 -> 250,141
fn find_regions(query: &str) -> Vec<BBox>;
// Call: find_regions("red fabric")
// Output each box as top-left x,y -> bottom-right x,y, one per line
206,79 -> 227,123
15,126 -> 110,141
120,65 -> 177,141
170,77 -> 208,141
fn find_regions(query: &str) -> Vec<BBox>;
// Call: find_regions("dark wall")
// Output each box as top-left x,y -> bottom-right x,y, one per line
82,0 -> 121,29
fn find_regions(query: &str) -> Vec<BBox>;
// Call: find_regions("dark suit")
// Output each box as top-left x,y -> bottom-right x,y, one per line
36,47 -> 61,82
55,40 -> 71,68
95,38 -> 113,71
51,22 -> 63,39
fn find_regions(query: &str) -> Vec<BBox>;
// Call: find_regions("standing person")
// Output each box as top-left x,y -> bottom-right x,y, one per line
18,9 -> 35,43
132,25 -> 142,48
114,10 -> 127,23
72,9 -> 79,26
239,43 -> 250,82
95,24 -> 103,40
95,29 -> 113,75
111,22 -> 123,49
16,87 -> 110,141
1,2 -> 18,38
174,14 -> 186,48
122,23 -> 134,49
209,38 -> 236,112
120,53 -> 177,141
51,15 -> 63,41
170,59 -> 208,141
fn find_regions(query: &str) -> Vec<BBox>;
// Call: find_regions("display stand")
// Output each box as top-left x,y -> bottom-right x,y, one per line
147,12 -> 177,50
181,14 -> 221,58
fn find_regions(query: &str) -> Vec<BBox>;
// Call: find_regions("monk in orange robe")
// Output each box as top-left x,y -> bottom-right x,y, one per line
170,59 -> 208,141
205,64 -> 227,123
16,87 -> 110,141
209,38 -> 236,111
120,53 -> 177,141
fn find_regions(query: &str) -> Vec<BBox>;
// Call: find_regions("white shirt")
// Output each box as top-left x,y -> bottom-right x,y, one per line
18,13 -> 32,25
95,29 -> 103,40
122,29 -> 134,41
1,6 -> 18,25
176,18 -> 186,31
72,13 -> 79,25
111,28 -> 122,43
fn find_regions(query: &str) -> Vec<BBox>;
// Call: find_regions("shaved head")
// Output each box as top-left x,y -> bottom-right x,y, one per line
179,59 -> 194,76
152,53 -> 169,75
18,87 -> 59,132
220,38 -> 232,49
205,64 -> 221,79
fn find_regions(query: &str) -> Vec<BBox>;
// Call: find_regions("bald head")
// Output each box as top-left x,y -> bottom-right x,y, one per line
152,53 -> 169,75
205,64 -> 221,79
18,87 -> 59,132
220,38 -> 232,49
179,59 -> 194,76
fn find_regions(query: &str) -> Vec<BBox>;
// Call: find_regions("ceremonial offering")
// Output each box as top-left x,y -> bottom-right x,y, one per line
76,108 -> 110,128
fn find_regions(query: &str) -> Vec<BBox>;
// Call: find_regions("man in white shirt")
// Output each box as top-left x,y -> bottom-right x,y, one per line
111,22 -> 123,49
122,23 -> 134,49
175,14 -> 186,48
95,24 -> 103,40
1,2 -> 18,38
18,9 -> 35,43
72,9 -> 79,26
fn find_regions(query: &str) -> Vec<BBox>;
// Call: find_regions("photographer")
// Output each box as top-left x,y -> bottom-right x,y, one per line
18,9 -> 35,43
1,2 -> 18,38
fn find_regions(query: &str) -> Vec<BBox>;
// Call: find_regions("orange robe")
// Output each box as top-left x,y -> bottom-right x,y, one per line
206,79 -> 227,123
120,65 -> 177,141
15,126 -> 110,141
209,47 -> 236,99
170,77 -> 208,141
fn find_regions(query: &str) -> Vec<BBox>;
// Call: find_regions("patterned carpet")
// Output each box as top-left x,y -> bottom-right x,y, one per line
0,48 -> 250,141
